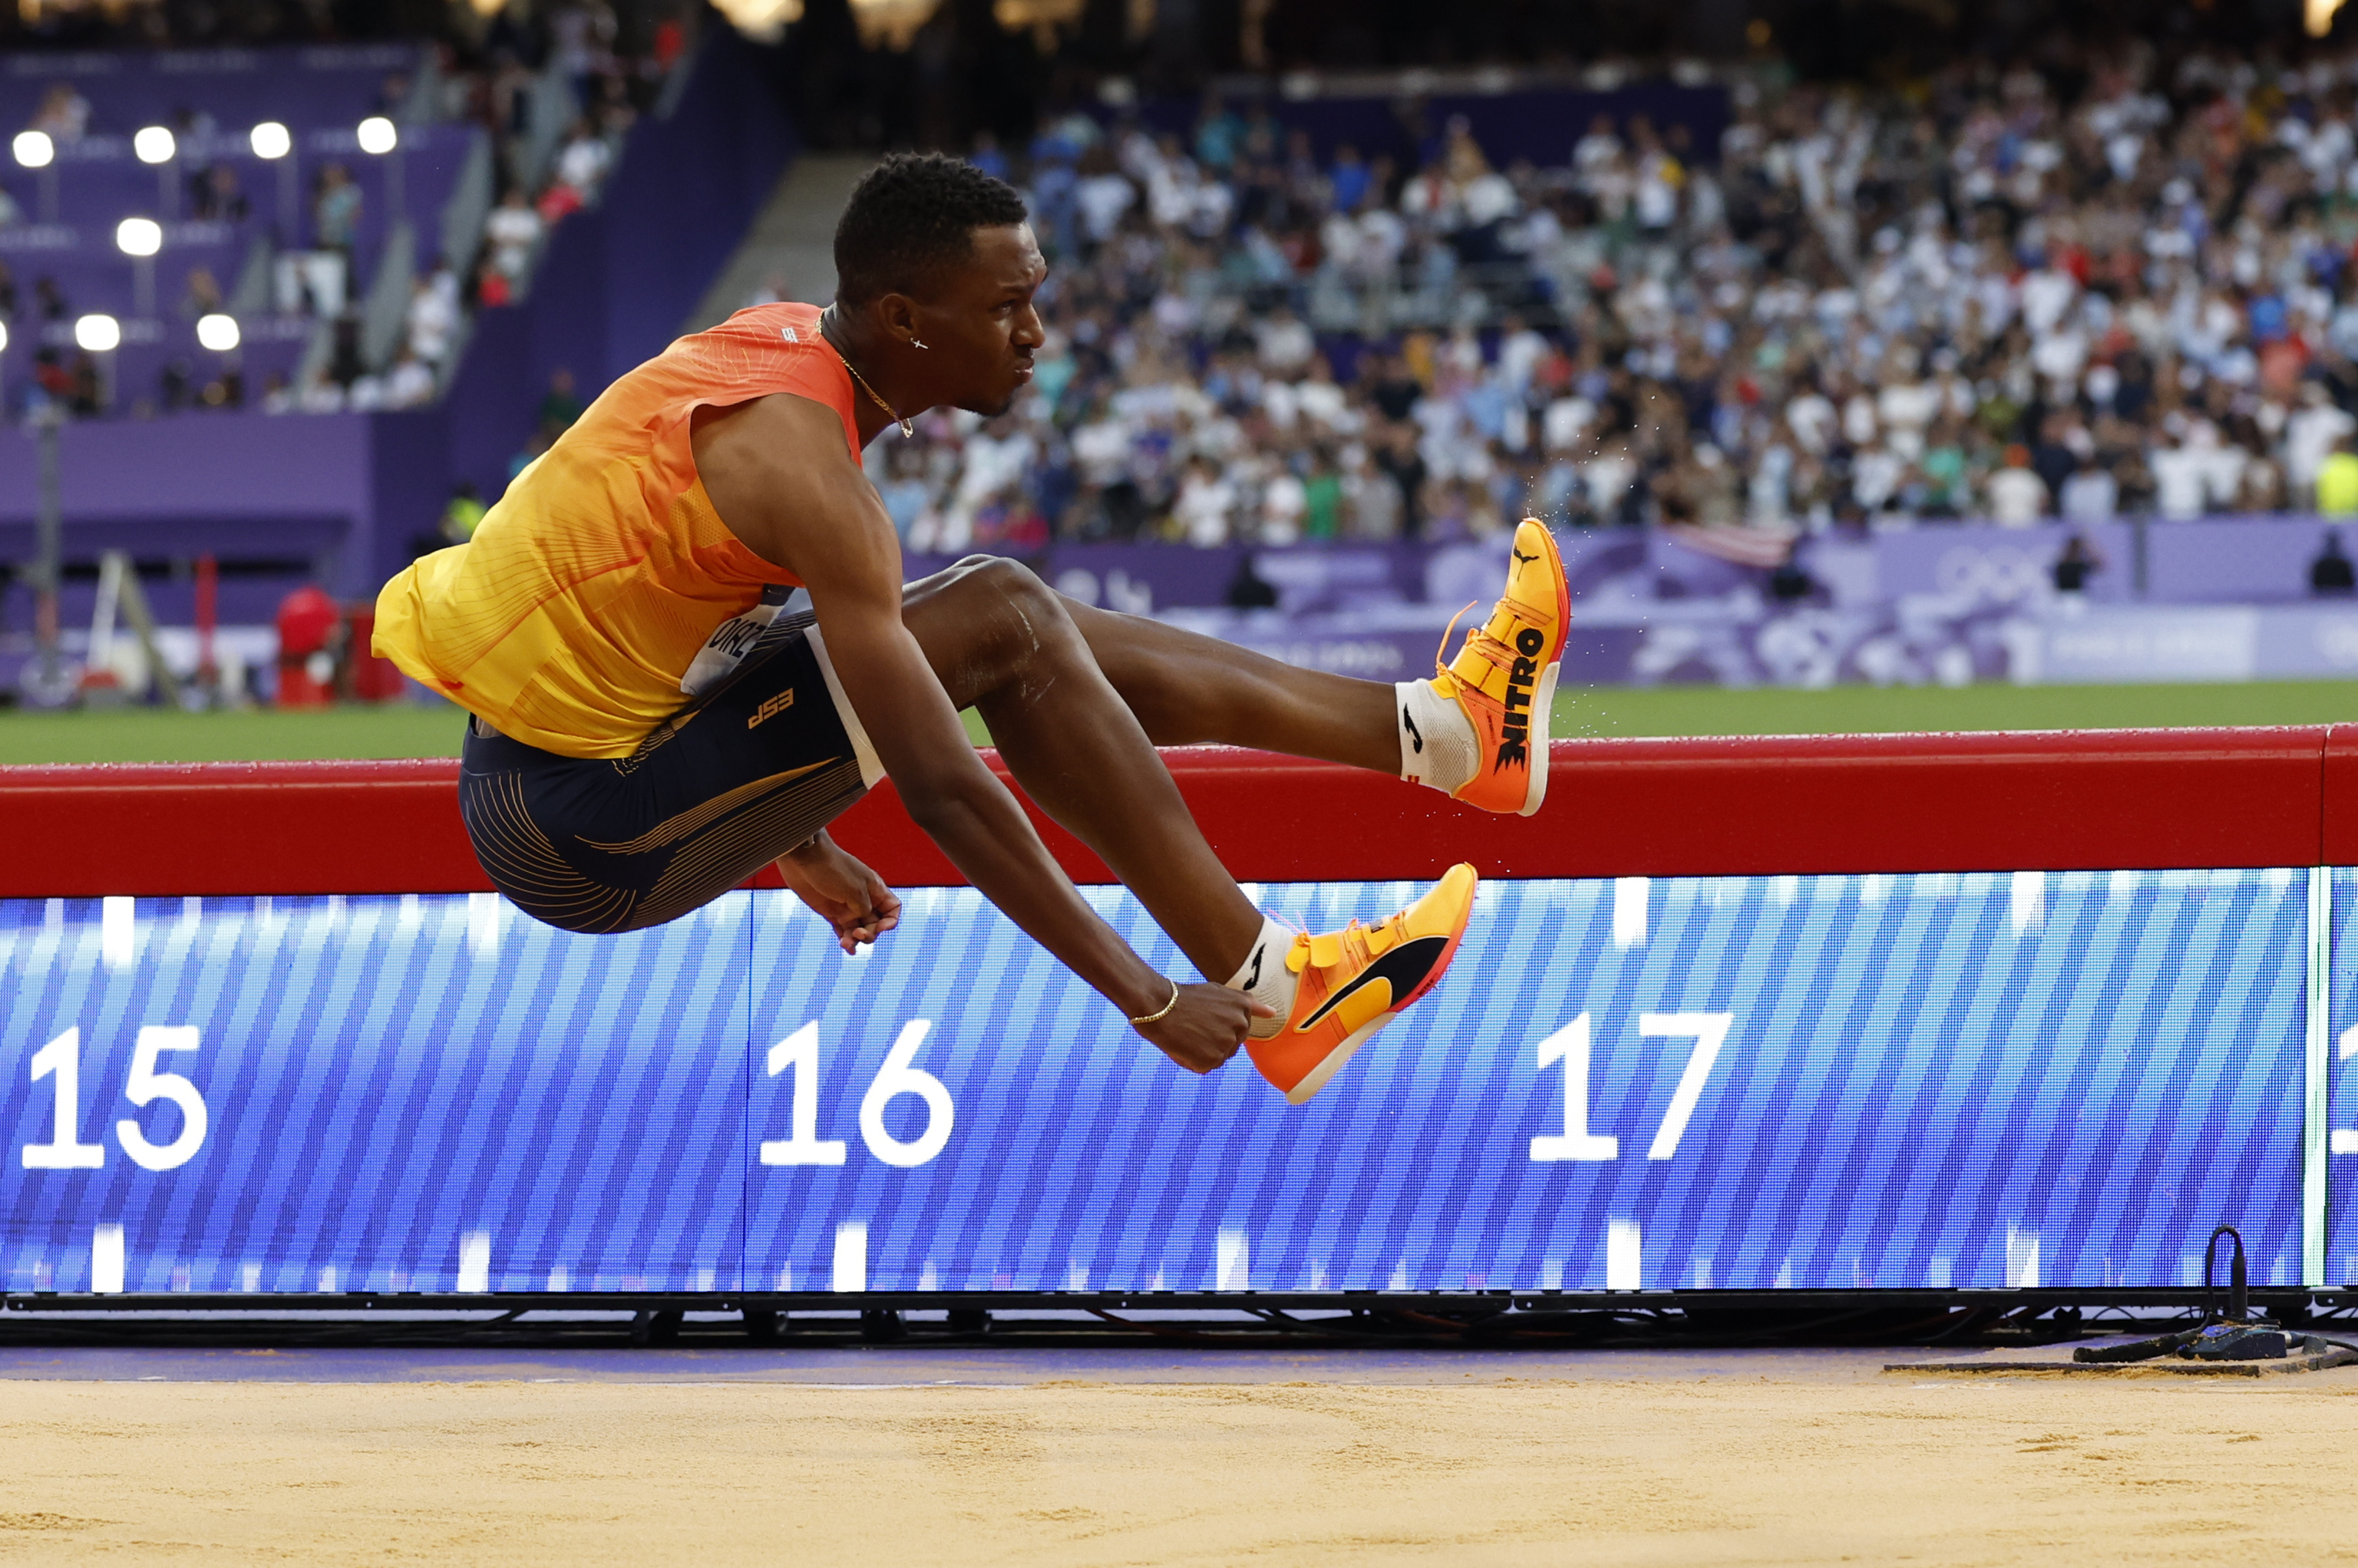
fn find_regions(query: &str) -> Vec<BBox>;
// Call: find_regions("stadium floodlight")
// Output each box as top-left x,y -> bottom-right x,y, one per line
116,216 -> 163,258
196,313 -> 240,352
356,116 -> 398,155
74,315 -> 121,352
0,321 -> 8,355
250,121 -> 292,160
710,0 -> 802,38
134,125 -> 177,164
12,130 -> 54,169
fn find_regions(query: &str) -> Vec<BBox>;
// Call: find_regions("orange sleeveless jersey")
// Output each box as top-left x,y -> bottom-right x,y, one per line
372,302 -> 859,758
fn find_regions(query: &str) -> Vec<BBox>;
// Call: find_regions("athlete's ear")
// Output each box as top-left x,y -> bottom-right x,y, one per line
874,291 -> 923,353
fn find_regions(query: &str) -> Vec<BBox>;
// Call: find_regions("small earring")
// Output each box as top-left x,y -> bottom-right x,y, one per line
910,338 -> 928,349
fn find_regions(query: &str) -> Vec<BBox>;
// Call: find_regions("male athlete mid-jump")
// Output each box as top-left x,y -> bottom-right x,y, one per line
375,153 -> 1570,1104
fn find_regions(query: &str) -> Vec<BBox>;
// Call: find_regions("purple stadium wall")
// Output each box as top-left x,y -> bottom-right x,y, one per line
439,26 -> 798,506
0,27 -> 795,608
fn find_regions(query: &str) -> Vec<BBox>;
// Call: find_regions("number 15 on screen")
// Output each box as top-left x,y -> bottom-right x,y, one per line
21,1025 -> 210,1172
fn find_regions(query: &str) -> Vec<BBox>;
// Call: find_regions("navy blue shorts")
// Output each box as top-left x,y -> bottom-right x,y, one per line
457,602 -> 885,935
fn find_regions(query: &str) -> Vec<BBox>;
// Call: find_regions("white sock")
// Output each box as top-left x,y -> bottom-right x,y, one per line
1224,914 -> 1299,1040
1396,678 -> 1480,794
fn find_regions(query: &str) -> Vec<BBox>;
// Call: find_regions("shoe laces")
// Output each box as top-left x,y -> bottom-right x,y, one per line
1436,593 -> 1537,686
1433,599 -> 1478,681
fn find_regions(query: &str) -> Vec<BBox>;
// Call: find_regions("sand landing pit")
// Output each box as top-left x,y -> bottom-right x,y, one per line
2,1348 -> 2356,1563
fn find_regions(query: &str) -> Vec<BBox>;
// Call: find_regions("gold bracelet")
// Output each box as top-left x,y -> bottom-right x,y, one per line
1128,978 -> 1181,1027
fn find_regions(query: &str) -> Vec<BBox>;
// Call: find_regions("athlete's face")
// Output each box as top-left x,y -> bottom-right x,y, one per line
910,223 -> 1047,416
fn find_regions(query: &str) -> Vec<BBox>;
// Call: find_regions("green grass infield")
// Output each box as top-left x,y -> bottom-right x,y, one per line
2,680 -> 2353,766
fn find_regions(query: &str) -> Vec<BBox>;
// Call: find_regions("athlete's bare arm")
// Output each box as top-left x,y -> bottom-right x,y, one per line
693,393 -> 1264,1072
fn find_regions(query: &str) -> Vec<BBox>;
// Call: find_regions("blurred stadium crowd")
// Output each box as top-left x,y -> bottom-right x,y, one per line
870,42 -> 2358,550
0,0 -> 687,419
16,6 -> 2358,552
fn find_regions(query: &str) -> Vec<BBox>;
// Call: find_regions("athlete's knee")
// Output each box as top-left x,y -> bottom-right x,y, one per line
952,553 -> 1057,609
953,556 -> 1077,645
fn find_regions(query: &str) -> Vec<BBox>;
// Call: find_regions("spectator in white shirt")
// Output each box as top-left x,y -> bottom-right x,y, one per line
1253,305 -> 1315,376
553,122 -> 613,199
1986,444 -> 2050,525
1785,385 -> 1837,456
2285,382 -> 2357,507
405,272 -> 460,365
2149,431 -> 2210,520
485,190 -> 545,279
1173,457 -> 1237,546
1074,153 -> 1136,246
1260,468 -> 1307,544
382,346 -> 438,408
2059,454 -> 2118,525
1295,356 -> 1353,433
1494,316 -> 1548,396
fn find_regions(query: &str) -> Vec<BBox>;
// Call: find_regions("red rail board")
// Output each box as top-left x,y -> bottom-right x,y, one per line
0,726 -> 2336,898
2324,724 -> 2358,867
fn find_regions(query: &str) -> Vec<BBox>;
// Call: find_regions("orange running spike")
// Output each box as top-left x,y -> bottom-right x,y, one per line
1246,863 -> 1478,1104
1428,519 -> 1569,817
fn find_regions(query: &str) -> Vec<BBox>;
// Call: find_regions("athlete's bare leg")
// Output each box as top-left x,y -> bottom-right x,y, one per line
898,557 -> 1268,980
1058,599 -> 1399,773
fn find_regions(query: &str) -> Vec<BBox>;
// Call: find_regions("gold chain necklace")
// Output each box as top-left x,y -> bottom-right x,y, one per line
821,308 -> 912,438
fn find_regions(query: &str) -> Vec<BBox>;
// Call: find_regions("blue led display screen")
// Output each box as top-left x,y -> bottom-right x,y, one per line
2324,867 -> 2358,1286
0,870 -> 2322,1296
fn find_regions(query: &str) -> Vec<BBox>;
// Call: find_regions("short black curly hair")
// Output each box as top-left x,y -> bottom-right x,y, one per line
833,153 -> 1030,307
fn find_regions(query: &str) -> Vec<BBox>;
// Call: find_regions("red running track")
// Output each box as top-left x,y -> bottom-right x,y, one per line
4,728 -> 2355,898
